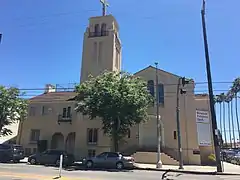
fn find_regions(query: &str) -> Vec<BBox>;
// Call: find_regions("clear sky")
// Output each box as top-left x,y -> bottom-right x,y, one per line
0,1 -> 239,141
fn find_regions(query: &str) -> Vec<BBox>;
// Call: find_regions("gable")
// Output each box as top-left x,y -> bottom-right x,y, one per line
134,66 -> 181,85
134,66 -> 181,79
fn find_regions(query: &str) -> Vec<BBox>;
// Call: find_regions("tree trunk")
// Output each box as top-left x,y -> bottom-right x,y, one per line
219,102 -> 223,147
112,118 -> 120,152
223,102 -> 227,145
113,134 -> 119,152
231,101 -> 236,148
0,124 -> 3,136
235,94 -> 240,142
228,103 -> 232,148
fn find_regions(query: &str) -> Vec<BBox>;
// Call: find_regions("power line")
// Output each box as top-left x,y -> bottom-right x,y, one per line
14,81 -> 235,91
6,9 -> 165,29
17,89 -> 236,94
19,92 -> 240,99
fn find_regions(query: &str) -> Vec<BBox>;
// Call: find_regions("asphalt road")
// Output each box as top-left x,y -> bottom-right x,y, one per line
0,162 -> 240,180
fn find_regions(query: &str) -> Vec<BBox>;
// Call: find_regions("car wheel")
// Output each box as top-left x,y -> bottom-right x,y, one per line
116,162 -> 124,170
29,158 -> 36,165
86,160 -> 93,168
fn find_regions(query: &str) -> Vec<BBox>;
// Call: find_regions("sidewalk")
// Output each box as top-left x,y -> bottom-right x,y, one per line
20,158 -> 240,175
134,162 -> 240,175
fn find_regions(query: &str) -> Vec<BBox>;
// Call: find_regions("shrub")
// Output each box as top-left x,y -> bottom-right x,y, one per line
208,154 -> 216,162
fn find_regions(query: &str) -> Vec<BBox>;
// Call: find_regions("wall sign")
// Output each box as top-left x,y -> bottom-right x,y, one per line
196,110 -> 210,123
196,110 -> 212,146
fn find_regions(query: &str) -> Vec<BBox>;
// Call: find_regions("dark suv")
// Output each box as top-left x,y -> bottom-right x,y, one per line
28,149 -> 75,166
0,144 -> 24,163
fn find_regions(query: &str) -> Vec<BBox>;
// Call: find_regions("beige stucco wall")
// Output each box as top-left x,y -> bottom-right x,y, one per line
18,100 -> 113,159
194,95 -> 215,165
134,67 -> 201,165
18,100 -> 140,160
18,70 -> 212,165
80,15 -> 121,83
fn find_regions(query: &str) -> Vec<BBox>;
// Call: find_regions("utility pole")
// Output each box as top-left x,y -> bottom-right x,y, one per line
155,62 -> 162,169
201,0 -> 222,172
176,77 -> 189,169
0,33 -> 2,44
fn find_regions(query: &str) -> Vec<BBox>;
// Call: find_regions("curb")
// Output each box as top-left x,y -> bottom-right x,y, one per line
133,167 -> 240,176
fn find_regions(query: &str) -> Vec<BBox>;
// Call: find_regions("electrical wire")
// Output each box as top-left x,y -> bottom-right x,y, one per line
15,81 -> 235,91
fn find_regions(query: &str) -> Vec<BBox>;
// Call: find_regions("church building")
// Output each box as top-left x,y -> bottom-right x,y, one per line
16,2 -> 215,166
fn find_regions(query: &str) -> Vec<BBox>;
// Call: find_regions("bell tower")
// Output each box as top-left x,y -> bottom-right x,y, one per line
80,4 -> 122,83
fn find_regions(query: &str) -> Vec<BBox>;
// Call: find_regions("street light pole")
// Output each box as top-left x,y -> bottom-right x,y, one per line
155,62 -> 162,169
201,0 -> 222,172
176,78 -> 184,169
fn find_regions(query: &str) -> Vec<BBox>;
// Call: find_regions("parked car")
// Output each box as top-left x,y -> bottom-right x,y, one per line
0,144 -> 24,163
10,144 -> 25,162
28,149 -> 75,166
83,152 -> 135,170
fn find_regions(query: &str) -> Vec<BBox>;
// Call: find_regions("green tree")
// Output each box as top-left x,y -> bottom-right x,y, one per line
0,86 -> 28,136
74,71 -> 154,151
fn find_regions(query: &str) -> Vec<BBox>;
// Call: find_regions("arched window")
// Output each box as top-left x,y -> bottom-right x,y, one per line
94,24 -> 100,36
158,83 -> 164,104
101,23 -> 107,36
147,80 -> 154,97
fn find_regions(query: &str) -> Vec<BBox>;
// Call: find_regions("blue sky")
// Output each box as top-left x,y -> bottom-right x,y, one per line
0,0 -> 239,141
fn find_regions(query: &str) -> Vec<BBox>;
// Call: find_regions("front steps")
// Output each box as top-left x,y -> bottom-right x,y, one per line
133,151 -> 179,165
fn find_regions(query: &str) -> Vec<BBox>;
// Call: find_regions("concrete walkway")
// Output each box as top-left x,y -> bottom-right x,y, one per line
134,162 -> 240,175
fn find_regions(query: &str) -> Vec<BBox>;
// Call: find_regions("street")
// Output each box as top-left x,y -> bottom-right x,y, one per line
0,163 -> 240,180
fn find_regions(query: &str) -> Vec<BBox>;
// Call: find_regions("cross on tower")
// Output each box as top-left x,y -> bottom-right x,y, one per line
100,0 -> 109,16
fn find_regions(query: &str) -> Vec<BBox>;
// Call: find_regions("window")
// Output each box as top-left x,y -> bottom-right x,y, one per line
94,24 -> 100,36
101,23 -> 107,36
41,106 -> 47,115
173,131 -> 177,140
158,83 -> 164,104
30,129 -> 40,142
87,128 -> 98,144
88,149 -> 96,157
48,150 -> 65,155
127,129 -> 131,138
0,144 -> 11,150
67,106 -> 71,117
96,152 -> 107,158
147,80 -> 155,97
63,108 -> 67,118
29,107 -> 36,116
107,152 -> 119,158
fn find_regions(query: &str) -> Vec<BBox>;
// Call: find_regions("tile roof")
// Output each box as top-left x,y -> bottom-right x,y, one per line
29,92 -> 77,103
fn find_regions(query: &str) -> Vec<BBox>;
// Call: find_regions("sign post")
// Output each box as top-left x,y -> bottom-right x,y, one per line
59,154 -> 63,178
